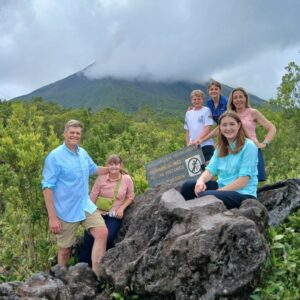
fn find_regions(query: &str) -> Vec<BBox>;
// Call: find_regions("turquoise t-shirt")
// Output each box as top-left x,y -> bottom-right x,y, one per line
206,138 -> 258,197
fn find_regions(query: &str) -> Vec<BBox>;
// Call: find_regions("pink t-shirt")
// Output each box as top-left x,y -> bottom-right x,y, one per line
90,173 -> 134,212
238,108 -> 258,143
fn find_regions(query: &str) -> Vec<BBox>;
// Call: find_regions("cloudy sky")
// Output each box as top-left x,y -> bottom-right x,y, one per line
1,0 -> 300,100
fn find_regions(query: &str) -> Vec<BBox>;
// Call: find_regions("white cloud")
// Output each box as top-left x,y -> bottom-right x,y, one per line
213,46 -> 300,100
0,0 -> 300,100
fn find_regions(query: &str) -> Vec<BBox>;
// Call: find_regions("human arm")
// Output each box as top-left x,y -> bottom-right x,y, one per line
252,109 -> 276,148
186,130 -> 190,146
115,197 -> 133,219
194,170 -> 214,195
194,108 -> 216,145
217,140 -> 258,191
195,126 -> 218,145
90,177 -> 101,203
194,146 -> 250,194
41,154 -> 62,233
83,149 -> 108,176
190,125 -> 212,145
43,188 -> 62,234
96,166 -> 108,175
217,176 -> 249,191
115,176 -> 134,219
196,148 -> 218,192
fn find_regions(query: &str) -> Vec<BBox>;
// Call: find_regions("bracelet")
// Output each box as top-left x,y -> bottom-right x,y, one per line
262,140 -> 269,147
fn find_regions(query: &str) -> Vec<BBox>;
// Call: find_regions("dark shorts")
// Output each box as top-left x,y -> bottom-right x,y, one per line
79,214 -> 122,267
201,145 -> 214,162
258,149 -> 266,182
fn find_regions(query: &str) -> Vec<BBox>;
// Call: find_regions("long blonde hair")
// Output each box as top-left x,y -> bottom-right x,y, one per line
216,111 -> 248,157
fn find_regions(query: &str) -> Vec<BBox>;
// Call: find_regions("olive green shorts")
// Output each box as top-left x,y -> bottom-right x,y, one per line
56,210 -> 106,248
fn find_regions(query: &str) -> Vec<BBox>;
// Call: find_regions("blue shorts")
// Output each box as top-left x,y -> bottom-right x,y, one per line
258,149 -> 266,182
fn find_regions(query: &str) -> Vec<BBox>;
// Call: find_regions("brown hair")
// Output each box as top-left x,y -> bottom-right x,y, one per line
227,87 -> 251,111
106,154 -> 128,174
207,80 -> 221,90
216,111 -> 248,157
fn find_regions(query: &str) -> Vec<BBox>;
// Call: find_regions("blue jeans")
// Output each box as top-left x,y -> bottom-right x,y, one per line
180,179 -> 256,209
79,214 -> 122,267
257,149 -> 266,182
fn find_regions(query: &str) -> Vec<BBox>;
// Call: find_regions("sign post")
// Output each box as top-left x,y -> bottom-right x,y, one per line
145,146 -> 206,187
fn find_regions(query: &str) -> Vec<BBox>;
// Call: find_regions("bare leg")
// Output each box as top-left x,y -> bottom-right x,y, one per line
58,247 -> 71,266
89,226 -> 108,277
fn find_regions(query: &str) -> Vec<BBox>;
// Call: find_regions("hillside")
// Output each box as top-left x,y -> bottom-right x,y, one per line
12,70 -> 266,116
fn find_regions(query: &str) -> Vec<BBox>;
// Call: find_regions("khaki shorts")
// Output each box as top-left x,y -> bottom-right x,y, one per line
56,210 -> 106,248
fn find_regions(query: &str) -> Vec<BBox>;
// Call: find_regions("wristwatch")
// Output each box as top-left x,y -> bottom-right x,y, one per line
262,140 -> 269,147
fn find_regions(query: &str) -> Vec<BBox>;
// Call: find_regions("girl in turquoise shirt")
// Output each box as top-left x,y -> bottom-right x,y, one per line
180,111 -> 258,209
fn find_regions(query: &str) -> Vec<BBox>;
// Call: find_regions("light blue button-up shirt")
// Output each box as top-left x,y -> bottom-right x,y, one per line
206,138 -> 258,197
41,143 -> 98,222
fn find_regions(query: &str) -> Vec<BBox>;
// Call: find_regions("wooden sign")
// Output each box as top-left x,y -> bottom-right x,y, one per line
145,146 -> 206,187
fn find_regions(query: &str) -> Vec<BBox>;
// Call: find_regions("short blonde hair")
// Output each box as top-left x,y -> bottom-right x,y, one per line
64,120 -> 83,132
190,89 -> 205,99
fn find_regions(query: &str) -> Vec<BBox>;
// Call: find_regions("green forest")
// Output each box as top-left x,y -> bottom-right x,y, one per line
0,62 -> 299,299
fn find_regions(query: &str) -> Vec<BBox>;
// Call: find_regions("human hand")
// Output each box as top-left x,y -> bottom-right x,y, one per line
194,179 -> 206,196
98,166 -> 109,175
115,207 -> 124,219
49,216 -> 62,234
189,141 -> 198,146
195,138 -> 203,146
255,141 -> 267,149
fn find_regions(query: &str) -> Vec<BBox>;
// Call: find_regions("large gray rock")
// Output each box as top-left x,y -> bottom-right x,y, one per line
257,178 -> 300,226
2,179 -> 300,300
99,186 -> 269,300
0,264 -> 102,300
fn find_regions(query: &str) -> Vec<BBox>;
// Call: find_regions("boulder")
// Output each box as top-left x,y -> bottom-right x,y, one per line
257,178 -> 300,226
99,186 -> 269,299
0,264 -> 103,300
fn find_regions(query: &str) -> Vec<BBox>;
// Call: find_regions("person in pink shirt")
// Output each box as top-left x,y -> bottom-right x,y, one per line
227,87 -> 276,181
79,154 -> 134,266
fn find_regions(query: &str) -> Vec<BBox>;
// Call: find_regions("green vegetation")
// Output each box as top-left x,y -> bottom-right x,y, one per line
249,62 -> 300,300
0,99 -> 185,281
250,211 -> 300,300
0,62 -> 299,299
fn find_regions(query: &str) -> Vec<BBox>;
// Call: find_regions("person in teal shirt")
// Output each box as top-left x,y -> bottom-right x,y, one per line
180,111 -> 258,209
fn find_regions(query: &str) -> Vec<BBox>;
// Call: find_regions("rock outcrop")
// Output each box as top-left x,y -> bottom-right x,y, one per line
0,179 -> 299,300
257,178 -> 300,226
100,187 -> 268,300
0,264 -> 101,300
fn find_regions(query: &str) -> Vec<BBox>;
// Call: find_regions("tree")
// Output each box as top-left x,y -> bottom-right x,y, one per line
0,102 -> 59,280
272,61 -> 300,113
